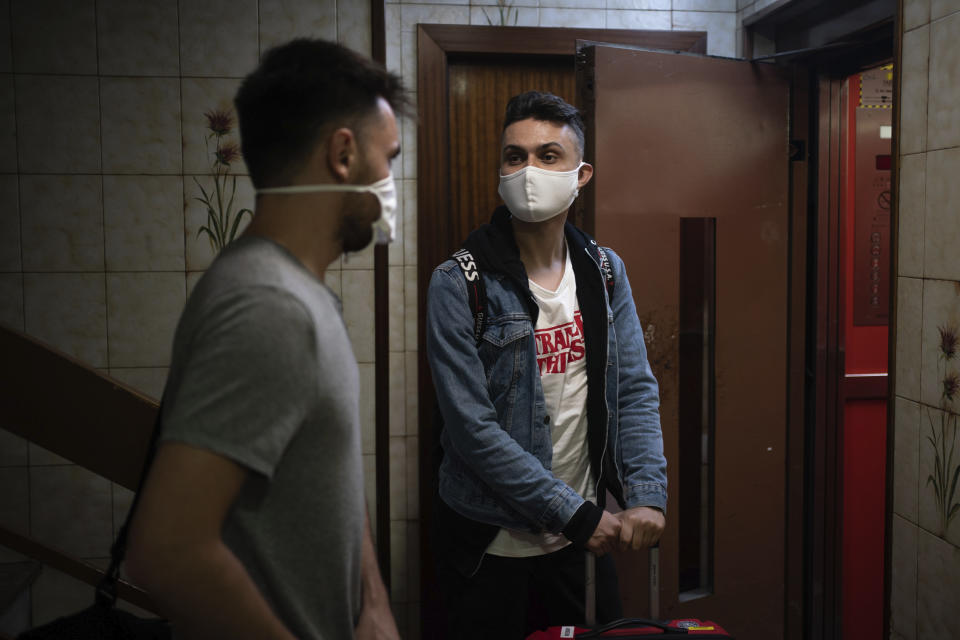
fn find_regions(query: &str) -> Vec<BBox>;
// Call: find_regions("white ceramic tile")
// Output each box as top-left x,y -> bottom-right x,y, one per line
180,78 -> 246,176
931,0 -> 959,20
389,179 -> 405,266
606,9 -> 672,30
402,179 -> 417,266
609,0 -> 671,7
401,94 -> 418,180
899,26 -> 929,156
108,367 -> 169,402
406,434 -> 418,518
927,12 -> 960,150
403,266 -> 418,351
672,11 -> 738,58
400,5 -> 471,32
389,267 -> 405,352
0,274 -> 23,331
0,75 -> 15,172
673,0 -> 736,10
338,0 -> 373,58
405,351 -> 418,436
97,0 -> 179,76
0,427 -> 27,466
342,239 -> 375,270
470,6 -> 539,27
919,278 -> 960,408
23,273 -> 107,367
359,362 -> 376,455
30,465 -> 112,558
389,513 -> 408,603
179,0 -> 259,78
924,148 -> 960,280
390,351 -> 406,435
0,0 -> 10,72
894,397 -> 921,521
184,173 -> 255,271
539,8 -> 605,28
342,269 -> 376,363
386,7 -> 402,76
19,175 -> 103,272
389,436 -> 407,521
896,277 -> 923,403
259,0 -> 337,57
363,452 -> 377,543
905,0 -> 931,31
898,153 -> 925,278
890,515 -> 918,639
919,406 -> 960,547
104,176 -> 184,272
401,30 -> 418,109
101,78 -> 181,174
0,175 -> 18,271
15,76 -> 100,174
540,0 -> 604,7
30,566 -> 100,626
11,0 -> 96,74
106,273 -> 185,368
917,527 -> 960,635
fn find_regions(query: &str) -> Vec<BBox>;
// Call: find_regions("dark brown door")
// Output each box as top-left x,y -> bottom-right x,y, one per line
578,44 -> 792,639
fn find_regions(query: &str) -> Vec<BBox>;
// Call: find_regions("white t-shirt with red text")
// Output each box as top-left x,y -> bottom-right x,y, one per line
486,246 -> 596,557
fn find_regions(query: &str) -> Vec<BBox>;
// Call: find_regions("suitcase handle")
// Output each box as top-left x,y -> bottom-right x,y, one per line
577,618 -> 687,638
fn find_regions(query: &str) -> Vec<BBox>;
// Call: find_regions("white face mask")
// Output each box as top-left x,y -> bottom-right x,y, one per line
257,174 -> 398,244
498,162 -> 584,223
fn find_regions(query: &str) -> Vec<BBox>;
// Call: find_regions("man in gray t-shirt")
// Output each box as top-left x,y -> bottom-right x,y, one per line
126,39 -> 406,639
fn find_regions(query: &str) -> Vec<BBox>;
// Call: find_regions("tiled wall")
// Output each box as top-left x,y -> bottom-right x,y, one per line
0,0 -> 374,632
0,0 -> 746,637
890,1 -> 960,638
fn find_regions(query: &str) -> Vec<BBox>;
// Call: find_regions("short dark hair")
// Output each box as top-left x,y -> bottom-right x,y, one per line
502,91 -> 585,156
235,39 -> 406,188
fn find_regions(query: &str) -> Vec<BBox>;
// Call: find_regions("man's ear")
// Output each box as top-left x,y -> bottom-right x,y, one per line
326,127 -> 357,182
577,162 -> 594,189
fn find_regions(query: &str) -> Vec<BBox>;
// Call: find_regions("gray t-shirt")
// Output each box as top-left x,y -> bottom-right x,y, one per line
159,235 -> 363,639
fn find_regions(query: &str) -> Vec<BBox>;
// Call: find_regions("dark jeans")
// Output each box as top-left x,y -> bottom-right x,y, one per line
436,544 -> 622,640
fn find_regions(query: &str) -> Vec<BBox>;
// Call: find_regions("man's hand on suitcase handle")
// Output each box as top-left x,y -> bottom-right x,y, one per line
585,510 -> 622,556
616,506 -> 665,551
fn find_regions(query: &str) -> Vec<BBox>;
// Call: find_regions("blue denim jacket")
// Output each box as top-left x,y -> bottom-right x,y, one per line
426,208 -> 667,543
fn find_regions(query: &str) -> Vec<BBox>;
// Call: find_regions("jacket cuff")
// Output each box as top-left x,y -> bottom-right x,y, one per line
562,500 -> 604,549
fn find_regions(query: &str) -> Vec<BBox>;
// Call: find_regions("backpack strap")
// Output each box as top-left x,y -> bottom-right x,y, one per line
452,248 -> 487,344
588,240 -> 615,297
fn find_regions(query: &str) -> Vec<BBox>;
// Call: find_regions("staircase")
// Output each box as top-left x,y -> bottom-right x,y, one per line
0,325 -> 163,635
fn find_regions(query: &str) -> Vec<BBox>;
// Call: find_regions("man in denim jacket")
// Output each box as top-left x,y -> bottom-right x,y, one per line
426,92 -> 667,639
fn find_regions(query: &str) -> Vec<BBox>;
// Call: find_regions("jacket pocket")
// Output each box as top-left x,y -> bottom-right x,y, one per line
478,317 -> 530,434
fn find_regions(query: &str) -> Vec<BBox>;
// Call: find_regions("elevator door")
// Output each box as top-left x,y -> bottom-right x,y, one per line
578,44 -> 792,639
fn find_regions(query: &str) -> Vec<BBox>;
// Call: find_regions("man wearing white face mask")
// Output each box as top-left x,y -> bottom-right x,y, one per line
427,92 -> 667,638
126,39 -> 403,640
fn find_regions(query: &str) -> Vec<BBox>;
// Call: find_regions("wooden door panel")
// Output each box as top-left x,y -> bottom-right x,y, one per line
580,45 -> 791,639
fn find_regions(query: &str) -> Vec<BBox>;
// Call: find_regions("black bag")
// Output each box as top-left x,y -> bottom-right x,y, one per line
18,404 -> 171,640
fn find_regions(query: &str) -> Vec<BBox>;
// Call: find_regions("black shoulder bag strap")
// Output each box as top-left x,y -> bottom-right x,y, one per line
96,400 -> 166,608
451,248 -> 487,344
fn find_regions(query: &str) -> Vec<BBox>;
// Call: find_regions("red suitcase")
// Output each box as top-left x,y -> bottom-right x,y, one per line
527,618 -> 733,639
527,546 -> 734,639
